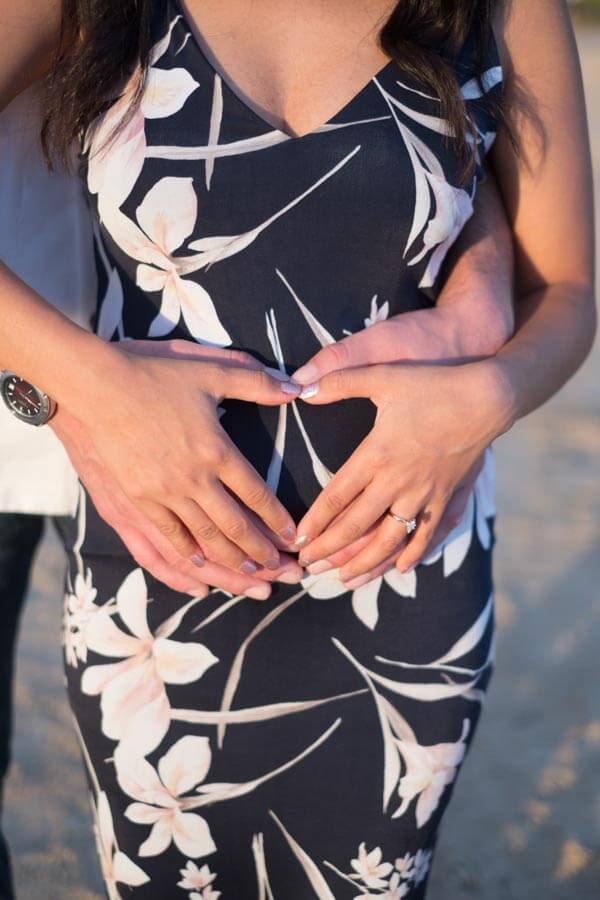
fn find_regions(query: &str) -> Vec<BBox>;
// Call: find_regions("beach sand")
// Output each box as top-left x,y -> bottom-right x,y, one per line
5,26 -> 600,900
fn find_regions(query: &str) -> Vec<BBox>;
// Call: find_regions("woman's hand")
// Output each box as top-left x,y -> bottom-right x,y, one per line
58,339 -> 302,576
293,361 -> 511,585
288,294 -> 509,581
52,406 -> 304,600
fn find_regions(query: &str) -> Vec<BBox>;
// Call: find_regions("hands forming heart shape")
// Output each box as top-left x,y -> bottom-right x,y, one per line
52,306 -> 508,602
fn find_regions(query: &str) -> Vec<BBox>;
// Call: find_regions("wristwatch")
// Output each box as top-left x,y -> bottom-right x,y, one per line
0,370 -> 57,426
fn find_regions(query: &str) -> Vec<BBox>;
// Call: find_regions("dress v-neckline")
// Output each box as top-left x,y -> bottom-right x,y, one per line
171,0 -> 396,141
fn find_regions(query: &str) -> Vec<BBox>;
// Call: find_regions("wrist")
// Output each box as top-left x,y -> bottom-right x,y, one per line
436,284 -> 515,360
48,333 -> 132,422
466,357 -> 518,441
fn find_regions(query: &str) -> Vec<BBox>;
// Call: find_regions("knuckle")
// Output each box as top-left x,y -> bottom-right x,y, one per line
207,440 -> 231,469
324,491 -> 345,514
342,520 -> 363,543
371,447 -> 391,469
381,533 -> 402,552
157,517 -> 183,540
327,340 -> 352,368
246,483 -> 273,510
195,521 -> 220,543
330,368 -> 349,395
224,518 -> 249,541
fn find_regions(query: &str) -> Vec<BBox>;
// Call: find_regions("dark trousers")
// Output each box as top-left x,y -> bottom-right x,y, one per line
0,513 -> 44,900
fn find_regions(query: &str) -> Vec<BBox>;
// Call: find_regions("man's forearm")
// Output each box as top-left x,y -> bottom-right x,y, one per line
434,171 -> 515,357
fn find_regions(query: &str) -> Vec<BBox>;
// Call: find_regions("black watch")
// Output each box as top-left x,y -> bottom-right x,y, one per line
0,370 -> 57,426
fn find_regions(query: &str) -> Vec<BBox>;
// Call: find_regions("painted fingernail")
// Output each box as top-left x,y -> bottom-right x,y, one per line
291,362 -> 318,385
292,534 -> 310,549
264,366 -> 289,381
191,553 -> 205,567
277,570 -> 303,584
343,572 -> 373,590
307,559 -> 332,575
280,381 -> 302,395
298,554 -> 313,567
245,585 -> 271,600
240,560 -> 259,575
280,525 -> 297,542
299,383 -> 319,400
265,557 -> 281,571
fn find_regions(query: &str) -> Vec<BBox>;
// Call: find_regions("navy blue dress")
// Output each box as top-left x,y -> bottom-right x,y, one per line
59,3 -> 503,896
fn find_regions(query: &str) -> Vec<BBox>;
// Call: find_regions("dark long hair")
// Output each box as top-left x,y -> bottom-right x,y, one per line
41,0 -> 503,175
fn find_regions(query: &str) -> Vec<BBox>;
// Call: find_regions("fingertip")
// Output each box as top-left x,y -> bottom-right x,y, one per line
244,585 -> 271,601
290,362 -> 318,385
298,382 -> 320,401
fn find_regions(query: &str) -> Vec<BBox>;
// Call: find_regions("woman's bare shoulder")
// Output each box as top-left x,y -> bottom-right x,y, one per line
0,0 -> 63,111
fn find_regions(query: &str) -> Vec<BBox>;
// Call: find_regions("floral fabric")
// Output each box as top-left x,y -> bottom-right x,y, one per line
59,2 -> 503,896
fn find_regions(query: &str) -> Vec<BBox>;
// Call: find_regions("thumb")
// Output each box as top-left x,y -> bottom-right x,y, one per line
292,332 -> 376,384
294,364 -> 379,405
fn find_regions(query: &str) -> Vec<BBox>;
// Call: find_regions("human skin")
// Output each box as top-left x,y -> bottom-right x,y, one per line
49,170 -> 514,600
0,0 -> 594,599
290,0 -> 596,585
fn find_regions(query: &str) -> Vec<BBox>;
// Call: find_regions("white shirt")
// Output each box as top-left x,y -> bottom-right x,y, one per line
0,86 -> 97,515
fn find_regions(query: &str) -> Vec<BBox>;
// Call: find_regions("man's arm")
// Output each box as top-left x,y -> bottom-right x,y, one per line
290,170 -> 515,384
434,170 -> 515,358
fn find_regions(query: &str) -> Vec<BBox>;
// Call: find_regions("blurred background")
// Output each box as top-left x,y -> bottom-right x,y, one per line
4,9 -> 600,900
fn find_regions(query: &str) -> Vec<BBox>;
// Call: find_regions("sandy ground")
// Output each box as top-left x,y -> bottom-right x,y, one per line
4,27 -> 600,900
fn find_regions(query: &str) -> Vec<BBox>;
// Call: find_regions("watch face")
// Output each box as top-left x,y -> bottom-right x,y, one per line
1,374 -> 49,425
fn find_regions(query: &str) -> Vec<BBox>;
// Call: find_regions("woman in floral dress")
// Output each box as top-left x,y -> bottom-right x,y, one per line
0,0 -> 595,897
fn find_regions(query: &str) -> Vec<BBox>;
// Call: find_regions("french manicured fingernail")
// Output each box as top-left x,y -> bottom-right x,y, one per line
292,362 -> 318,384
240,560 -> 259,575
280,381 -> 302,395
245,585 -> 271,600
292,534 -> 310,549
280,525 -> 297,542
265,557 -> 281,571
277,569 -> 303,584
191,553 -> 205,567
299,383 -> 319,400
343,572 -> 373,590
307,559 -> 332,575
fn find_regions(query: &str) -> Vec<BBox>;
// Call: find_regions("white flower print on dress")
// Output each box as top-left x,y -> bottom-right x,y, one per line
351,842 -> 394,889
422,447 -> 495,577
382,874 -> 411,899
86,15 -> 198,216
325,842 -> 413,898
190,889 -> 221,900
81,568 -> 219,755
93,791 -> 149,900
303,566 -> 416,631
363,295 -> 390,328
115,736 -> 217,859
394,852 -> 416,881
413,848 -> 434,885
326,841 -> 433,897
178,860 -> 218,891
134,176 -> 232,343
63,568 -> 105,668
393,719 -> 470,826
410,172 -> 474,289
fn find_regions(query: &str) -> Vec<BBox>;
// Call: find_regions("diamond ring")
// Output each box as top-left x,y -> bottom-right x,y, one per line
387,510 -> 417,534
